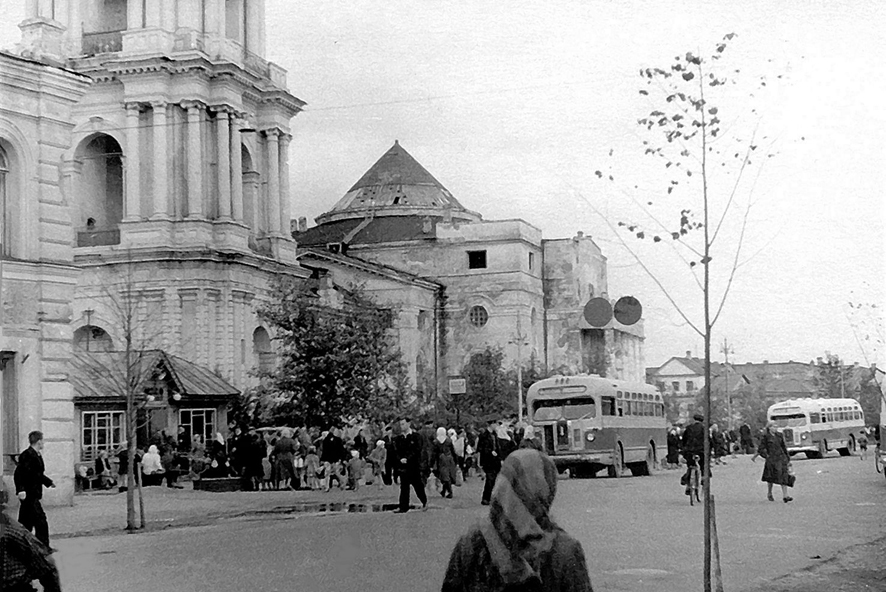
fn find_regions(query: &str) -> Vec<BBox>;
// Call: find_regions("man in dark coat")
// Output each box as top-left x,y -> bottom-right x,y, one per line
13,431 -> 55,547
740,423 -> 755,454
419,419 -> 436,485
1,480 -> 62,592
392,417 -> 428,513
680,413 -> 707,491
477,419 -> 501,505
321,427 -> 348,489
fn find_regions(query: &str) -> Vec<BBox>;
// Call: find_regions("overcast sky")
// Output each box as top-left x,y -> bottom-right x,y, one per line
2,0 -> 883,368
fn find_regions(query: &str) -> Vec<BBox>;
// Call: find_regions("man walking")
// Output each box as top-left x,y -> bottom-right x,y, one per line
393,417 -> 428,513
477,419 -> 501,505
13,430 -> 56,547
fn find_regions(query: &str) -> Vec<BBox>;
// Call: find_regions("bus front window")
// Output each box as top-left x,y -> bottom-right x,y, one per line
771,413 -> 807,428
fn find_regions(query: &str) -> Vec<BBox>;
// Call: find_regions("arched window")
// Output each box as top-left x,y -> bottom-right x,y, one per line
0,145 -> 8,257
75,134 -> 123,246
73,325 -> 114,352
253,327 -> 274,373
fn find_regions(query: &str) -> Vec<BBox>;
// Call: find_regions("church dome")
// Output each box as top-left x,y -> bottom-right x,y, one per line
314,141 -> 480,225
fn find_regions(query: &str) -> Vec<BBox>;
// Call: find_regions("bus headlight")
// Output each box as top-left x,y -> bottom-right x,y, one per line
585,432 -> 595,442
801,433 -> 808,440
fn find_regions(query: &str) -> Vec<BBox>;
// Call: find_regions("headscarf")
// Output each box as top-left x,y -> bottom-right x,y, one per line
436,427 -> 447,444
495,424 -> 511,441
480,449 -> 559,586
447,428 -> 457,440
522,425 -> 535,439
216,432 -> 225,445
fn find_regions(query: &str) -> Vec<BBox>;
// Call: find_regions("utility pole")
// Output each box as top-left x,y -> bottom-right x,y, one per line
721,338 -> 734,431
510,313 -> 529,422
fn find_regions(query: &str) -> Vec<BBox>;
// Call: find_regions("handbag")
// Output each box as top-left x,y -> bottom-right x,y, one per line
786,464 -> 796,488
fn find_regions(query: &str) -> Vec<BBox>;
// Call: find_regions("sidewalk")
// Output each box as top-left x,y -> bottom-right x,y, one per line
23,477 -> 485,539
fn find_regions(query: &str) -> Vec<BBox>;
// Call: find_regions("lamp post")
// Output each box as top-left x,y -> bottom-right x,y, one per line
509,313 -> 530,421
721,337 -> 735,432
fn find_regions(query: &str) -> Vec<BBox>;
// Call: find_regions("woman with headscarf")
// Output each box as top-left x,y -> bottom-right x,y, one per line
495,421 -> 515,461
518,425 -> 543,451
752,421 -> 794,502
449,428 -> 465,484
141,445 -> 164,486
442,449 -> 594,591
433,427 -> 458,499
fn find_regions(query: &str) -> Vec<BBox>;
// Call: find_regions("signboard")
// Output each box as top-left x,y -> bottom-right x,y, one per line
449,377 -> 466,395
613,295 -> 642,326
583,297 -> 613,327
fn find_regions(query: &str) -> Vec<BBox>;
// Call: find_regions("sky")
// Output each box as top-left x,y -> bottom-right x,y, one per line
1,0 -> 883,368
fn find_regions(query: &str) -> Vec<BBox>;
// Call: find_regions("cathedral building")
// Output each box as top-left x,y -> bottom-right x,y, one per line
294,141 -> 646,399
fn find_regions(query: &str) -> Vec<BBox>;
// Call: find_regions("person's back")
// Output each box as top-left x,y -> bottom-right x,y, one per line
442,449 -> 594,592
681,420 -> 706,454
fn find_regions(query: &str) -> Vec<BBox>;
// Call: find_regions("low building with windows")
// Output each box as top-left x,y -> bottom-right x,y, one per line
294,141 -> 646,397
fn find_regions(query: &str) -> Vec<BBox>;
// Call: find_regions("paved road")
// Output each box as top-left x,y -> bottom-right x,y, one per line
55,453 -> 885,592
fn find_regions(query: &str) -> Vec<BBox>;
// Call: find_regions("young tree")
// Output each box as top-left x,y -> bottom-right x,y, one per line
813,353 -> 855,399
577,34 -> 797,591
256,277 -> 413,429
70,264 -> 165,531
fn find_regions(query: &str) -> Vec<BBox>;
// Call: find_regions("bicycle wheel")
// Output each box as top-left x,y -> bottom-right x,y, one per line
876,446 -> 882,474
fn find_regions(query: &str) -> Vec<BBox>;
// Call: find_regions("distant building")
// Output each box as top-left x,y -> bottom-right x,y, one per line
294,141 -> 647,398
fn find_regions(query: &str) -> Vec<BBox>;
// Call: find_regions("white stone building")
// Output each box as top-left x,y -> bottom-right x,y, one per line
1,0 -> 307,504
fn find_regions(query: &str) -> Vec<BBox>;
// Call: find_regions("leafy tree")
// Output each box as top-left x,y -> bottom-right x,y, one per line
730,383 -> 771,432
256,277 -> 413,429
856,371 -> 882,428
457,347 -> 514,421
813,353 -> 855,399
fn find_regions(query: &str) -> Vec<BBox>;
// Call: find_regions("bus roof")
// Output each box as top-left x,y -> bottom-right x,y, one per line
527,374 -> 658,401
768,398 -> 861,413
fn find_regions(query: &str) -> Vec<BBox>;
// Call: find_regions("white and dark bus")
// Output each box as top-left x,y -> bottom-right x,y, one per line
526,374 -> 667,477
767,398 -> 865,458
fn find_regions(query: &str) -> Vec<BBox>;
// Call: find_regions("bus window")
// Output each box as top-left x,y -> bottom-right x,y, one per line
771,413 -> 806,428
563,400 -> 596,420
617,391 -> 622,399
601,396 -> 616,416
809,412 -> 820,423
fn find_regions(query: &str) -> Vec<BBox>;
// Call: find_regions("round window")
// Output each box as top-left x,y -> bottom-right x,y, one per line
469,305 -> 488,328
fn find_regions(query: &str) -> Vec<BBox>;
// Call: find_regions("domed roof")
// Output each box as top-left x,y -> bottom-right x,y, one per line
315,141 -> 479,224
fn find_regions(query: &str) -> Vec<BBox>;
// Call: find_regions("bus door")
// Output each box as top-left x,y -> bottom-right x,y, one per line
556,420 -> 570,451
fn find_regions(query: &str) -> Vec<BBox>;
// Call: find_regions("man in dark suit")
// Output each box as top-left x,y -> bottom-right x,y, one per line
392,417 -> 428,513
13,430 -> 55,547
1,480 -> 62,592
477,419 -> 501,505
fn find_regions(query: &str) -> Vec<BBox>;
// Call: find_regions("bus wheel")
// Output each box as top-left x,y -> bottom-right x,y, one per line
839,436 -> 854,457
819,440 -> 828,458
607,444 -> 625,478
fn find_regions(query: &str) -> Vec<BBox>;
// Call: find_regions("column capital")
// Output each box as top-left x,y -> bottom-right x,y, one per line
278,132 -> 293,146
210,104 -> 235,116
149,100 -> 169,111
181,99 -> 206,112
263,127 -> 281,139
124,102 -> 144,113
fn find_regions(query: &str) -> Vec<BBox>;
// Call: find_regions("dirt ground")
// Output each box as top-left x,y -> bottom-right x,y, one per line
748,534 -> 886,592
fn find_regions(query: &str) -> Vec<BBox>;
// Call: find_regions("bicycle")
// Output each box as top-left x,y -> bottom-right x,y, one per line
686,454 -> 701,506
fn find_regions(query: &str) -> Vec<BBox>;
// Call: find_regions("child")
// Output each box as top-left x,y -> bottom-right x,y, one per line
346,450 -> 364,491
304,446 -> 320,491
368,440 -> 387,490
858,429 -> 868,461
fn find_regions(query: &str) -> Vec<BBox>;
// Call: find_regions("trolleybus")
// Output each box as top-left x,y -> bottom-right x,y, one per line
526,374 -> 666,477
767,398 -> 864,458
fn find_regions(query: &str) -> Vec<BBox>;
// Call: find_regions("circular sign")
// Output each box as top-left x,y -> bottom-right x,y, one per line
583,297 -> 613,327
613,296 -> 643,326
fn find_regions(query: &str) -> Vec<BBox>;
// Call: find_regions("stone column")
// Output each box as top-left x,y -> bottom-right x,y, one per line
216,109 -> 232,220
279,133 -> 292,237
127,0 -> 144,30
161,0 -> 176,31
26,0 -> 38,18
230,115 -> 244,221
242,171 -> 260,233
265,129 -> 281,235
184,101 -> 204,218
124,103 -> 141,221
151,102 -> 169,218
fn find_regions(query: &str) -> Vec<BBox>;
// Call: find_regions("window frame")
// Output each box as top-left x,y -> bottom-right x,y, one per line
179,408 -> 217,445
468,305 -> 489,328
80,410 -> 126,462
